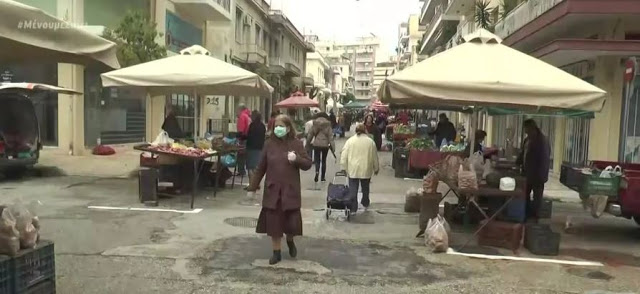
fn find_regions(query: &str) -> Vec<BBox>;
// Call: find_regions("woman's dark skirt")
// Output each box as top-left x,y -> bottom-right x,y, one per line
256,201 -> 303,237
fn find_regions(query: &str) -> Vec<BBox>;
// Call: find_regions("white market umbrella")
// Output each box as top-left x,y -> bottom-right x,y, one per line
101,45 -> 273,140
0,0 -> 119,69
377,29 -> 607,113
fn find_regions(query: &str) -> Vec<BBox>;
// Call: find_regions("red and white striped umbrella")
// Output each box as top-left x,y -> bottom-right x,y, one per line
369,100 -> 389,112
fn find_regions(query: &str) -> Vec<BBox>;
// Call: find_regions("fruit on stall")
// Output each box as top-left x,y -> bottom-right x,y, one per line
149,145 -> 212,157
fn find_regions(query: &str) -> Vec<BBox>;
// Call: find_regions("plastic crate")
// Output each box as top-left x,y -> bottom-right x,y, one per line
579,172 -> 621,197
22,279 -> 55,294
524,224 -> 560,256
0,255 -> 11,294
538,199 -> 553,219
12,241 -> 55,294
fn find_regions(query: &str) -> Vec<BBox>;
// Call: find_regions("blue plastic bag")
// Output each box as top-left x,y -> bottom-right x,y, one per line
221,154 -> 237,167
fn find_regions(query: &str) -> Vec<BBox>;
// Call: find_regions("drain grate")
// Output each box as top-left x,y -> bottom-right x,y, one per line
224,217 -> 258,228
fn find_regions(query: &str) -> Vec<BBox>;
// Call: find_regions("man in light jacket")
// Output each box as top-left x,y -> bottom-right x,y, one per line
341,123 -> 379,212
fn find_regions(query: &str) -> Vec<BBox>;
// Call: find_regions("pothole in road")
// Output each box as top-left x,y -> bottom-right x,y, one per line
224,217 -> 258,228
202,236 -> 472,285
567,268 -> 614,281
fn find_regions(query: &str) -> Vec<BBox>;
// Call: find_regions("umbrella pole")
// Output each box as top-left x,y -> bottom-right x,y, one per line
469,107 -> 478,158
193,89 -> 198,142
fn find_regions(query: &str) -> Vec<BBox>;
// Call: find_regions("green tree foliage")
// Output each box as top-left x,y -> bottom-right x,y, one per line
342,92 -> 356,104
102,10 -> 166,67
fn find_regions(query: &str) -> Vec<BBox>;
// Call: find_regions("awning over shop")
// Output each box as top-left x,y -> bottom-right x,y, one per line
485,107 -> 594,118
0,0 -> 119,69
532,39 -> 640,67
343,100 -> 370,109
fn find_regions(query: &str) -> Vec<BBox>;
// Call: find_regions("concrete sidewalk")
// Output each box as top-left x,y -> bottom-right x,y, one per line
38,145 -> 141,178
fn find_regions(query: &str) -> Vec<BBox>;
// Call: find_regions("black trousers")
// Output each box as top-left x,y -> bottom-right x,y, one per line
313,147 -> 329,180
525,182 -> 545,219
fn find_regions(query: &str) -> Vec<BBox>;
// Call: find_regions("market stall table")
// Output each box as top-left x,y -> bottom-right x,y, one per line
451,184 -> 526,250
134,144 -> 244,209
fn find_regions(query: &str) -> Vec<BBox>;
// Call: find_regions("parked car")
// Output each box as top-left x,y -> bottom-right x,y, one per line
0,83 -> 79,178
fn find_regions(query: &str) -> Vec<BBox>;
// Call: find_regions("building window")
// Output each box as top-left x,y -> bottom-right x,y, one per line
255,24 -> 261,46
169,94 -> 194,138
235,8 -> 242,41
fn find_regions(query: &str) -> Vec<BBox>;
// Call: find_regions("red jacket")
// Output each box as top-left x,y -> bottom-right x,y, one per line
237,109 -> 252,138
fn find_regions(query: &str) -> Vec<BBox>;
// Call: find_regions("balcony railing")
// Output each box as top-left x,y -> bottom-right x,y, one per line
244,43 -> 267,57
445,19 -> 475,49
215,0 -> 230,12
269,56 -> 285,67
494,0 -> 564,39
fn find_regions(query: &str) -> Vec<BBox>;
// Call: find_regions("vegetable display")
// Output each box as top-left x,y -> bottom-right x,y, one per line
394,124 -> 412,135
407,138 -> 436,151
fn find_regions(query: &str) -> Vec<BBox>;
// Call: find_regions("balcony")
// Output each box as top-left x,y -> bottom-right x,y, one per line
444,0 -> 474,16
242,44 -> 267,65
268,56 -> 285,75
172,0 -> 232,22
420,0 -> 437,25
285,57 -> 302,76
494,0 -> 564,40
419,2 -> 460,55
356,58 -> 374,63
400,33 -> 410,47
445,19 -> 476,49
355,67 -> 370,72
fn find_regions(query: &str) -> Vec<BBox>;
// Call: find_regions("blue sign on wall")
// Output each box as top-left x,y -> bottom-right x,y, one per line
165,10 -> 202,53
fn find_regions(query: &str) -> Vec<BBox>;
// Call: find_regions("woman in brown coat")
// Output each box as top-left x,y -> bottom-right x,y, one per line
247,114 -> 313,265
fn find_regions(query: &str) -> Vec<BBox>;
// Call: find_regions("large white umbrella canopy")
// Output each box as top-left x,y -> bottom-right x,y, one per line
0,0 -> 119,69
378,29 -> 607,113
101,45 -> 273,140
101,45 -> 273,96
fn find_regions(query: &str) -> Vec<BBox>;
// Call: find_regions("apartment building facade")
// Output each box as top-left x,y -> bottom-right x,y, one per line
397,14 -> 425,71
4,0 -> 307,154
493,0 -> 640,167
313,36 -> 381,100
373,61 -> 397,93
418,0 -> 498,57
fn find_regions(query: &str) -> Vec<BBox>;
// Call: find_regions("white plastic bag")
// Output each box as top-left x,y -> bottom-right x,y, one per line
151,131 -> 174,146
425,216 -> 449,253
589,195 -> 608,218
482,161 -> 493,180
599,166 -> 614,178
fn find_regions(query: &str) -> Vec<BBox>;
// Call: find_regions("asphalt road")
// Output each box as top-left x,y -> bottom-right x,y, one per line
1,138 -> 639,293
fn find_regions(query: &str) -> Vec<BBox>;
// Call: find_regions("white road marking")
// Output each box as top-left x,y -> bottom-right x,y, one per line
88,206 -> 203,214
446,248 -> 603,266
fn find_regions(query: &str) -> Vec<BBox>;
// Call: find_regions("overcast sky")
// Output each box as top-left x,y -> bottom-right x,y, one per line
269,0 -> 421,58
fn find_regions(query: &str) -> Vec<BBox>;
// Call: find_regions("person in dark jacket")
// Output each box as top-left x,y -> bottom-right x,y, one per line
516,119 -> 551,221
161,105 -> 184,139
246,110 -> 266,189
364,114 -> 382,151
247,114 -> 313,265
463,130 -> 487,157
430,113 -> 456,146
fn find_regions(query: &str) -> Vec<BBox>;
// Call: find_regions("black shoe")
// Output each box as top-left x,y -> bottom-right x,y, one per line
321,178 -> 326,183
287,240 -> 297,258
269,250 -> 282,265
314,173 -> 319,183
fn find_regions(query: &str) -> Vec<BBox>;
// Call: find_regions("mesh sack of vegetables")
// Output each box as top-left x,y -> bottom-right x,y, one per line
0,207 -> 20,256
423,171 -> 439,193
